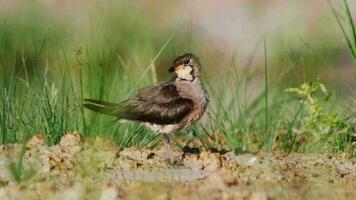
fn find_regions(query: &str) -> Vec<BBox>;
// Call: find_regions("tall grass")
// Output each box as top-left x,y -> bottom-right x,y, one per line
328,0 -> 356,61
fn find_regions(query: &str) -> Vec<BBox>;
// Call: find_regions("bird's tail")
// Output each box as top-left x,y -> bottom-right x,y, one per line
83,99 -> 122,117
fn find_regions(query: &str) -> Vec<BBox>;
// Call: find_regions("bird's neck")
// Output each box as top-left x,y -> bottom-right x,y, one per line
174,76 -> 205,94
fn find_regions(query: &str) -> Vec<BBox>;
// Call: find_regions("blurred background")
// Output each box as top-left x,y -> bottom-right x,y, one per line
1,0 -> 355,86
0,0 -> 355,152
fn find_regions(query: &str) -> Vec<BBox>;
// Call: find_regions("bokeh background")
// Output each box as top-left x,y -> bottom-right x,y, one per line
0,0 -> 355,153
1,0 -> 355,86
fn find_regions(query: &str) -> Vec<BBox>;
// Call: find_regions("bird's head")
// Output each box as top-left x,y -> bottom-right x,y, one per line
169,53 -> 201,81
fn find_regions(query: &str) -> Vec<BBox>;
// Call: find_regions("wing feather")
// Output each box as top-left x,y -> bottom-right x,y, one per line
121,82 -> 194,124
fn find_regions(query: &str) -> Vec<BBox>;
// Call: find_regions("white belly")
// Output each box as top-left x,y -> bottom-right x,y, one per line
119,119 -> 179,134
144,123 -> 178,134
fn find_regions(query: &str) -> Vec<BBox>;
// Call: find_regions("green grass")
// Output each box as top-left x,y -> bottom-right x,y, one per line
0,0 -> 355,155
328,0 -> 356,61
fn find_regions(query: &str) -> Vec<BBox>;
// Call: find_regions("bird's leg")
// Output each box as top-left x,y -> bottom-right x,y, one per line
162,133 -> 174,165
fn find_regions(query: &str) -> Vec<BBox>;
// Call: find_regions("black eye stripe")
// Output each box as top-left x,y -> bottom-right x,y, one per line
190,66 -> 195,75
184,60 -> 190,64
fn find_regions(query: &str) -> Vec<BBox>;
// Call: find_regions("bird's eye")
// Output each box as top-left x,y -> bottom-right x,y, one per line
184,60 -> 190,65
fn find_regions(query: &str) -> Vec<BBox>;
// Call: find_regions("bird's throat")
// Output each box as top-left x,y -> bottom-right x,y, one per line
177,67 -> 194,81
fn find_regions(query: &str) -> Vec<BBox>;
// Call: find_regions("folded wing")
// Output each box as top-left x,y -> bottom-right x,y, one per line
122,83 -> 194,124
84,82 -> 194,125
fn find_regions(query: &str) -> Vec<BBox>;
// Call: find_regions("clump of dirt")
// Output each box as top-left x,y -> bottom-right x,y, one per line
0,133 -> 355,200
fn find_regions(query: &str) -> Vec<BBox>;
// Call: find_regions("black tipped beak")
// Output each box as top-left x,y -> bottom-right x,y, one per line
168,66 -> 175,72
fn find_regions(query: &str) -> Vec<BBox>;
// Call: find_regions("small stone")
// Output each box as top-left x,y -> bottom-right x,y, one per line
59,132 -> 82,147
26,134 -> 45,148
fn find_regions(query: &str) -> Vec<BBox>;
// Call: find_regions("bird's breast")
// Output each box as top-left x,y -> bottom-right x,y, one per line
175,79 -> 209,128
176,79 -> 207,103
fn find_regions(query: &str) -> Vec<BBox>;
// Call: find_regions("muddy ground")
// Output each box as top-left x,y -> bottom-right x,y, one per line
0,133 -> 355,200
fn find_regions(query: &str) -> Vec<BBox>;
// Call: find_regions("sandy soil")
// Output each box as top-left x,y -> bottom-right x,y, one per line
0,133 -> 355,200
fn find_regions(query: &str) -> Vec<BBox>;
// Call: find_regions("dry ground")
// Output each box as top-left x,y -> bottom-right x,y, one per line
0,133 -> 355,200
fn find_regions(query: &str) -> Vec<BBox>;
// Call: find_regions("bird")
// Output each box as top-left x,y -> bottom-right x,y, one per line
83,53 -> 209,165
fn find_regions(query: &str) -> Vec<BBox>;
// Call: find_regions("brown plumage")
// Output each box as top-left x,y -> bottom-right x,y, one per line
84,53 -> 209,165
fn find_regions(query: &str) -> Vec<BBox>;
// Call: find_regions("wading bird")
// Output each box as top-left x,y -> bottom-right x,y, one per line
84,53 -> 209,165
